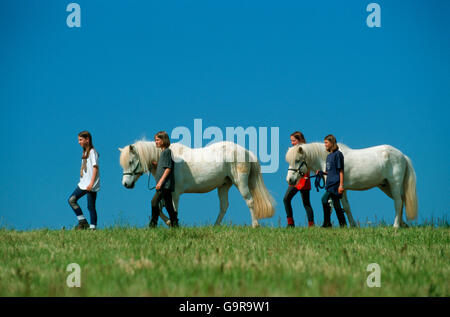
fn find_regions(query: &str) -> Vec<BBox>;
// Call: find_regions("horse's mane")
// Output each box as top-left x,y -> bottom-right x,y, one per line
286,142 -> 351,163
119,139 -> 162,172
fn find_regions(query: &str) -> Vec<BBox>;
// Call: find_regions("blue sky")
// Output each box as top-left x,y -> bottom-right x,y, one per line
1,0 -> 449,230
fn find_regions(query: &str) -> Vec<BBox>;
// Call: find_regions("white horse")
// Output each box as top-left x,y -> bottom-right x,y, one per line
285,143 -> 418,228
119,140 -> 275,227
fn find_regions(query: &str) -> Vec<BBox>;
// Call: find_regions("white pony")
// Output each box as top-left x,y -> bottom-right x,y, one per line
119,140 -> 275,227
285,143 -> 418,228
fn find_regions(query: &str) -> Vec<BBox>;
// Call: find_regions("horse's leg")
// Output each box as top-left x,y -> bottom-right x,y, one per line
172,192 -> 180,214
390,182 -> 404,228
328,199 -> 334,215
341,191 -> 357,227
235,172 -> 258,228
379,183 -> 405,227
215,182 -> 232,226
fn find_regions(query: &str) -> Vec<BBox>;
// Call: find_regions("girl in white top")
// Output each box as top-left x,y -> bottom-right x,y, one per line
68,131 -> 100,230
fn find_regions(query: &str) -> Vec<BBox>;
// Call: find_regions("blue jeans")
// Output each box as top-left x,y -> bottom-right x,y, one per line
68,186 -> 98,226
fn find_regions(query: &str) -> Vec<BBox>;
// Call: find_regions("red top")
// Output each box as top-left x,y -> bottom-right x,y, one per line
289,172 -> 311,191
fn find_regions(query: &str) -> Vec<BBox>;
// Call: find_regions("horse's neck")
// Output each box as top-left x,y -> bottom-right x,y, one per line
305,143 -> 328,171
138,141 -> 161,171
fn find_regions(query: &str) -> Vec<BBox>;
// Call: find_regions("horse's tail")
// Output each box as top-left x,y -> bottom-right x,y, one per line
403,155 -> 418,221
248,160 -> 276,219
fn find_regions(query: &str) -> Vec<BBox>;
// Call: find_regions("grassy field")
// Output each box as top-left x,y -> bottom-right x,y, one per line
0,225 -> 448,297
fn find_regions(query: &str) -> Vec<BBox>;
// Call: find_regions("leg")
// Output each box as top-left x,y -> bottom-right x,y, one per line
390,182 -> 404,228
215,182 -> 232,226
150,190 -> 164,227
235,172 -> 258,228
156,198 -> 171,226
160,192 -> 180,226
172,192 -> 180,224
86,191 -> 98,228
283,186 -> 299,227
68,187 -> 87,221
159,210 -> 171,226
331,194 -> 347,227
321,191 -> 332,227
300,190 -> 314,226
341,191 -> 357,227
162,189 -> 179,227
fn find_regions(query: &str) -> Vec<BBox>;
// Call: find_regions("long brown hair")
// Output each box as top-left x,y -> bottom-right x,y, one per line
79,131 -> 95,177
79,131 -> 94,158
154,131 -> 171,149
324,134 -> 339,152
290,131 -> 306,144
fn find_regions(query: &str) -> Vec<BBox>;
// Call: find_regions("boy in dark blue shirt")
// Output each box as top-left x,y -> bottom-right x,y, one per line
318,135 -> 347,227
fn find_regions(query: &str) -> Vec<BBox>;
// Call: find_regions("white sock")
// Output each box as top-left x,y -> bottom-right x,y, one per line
77,215 -> 86,221
90,225 -> 96,229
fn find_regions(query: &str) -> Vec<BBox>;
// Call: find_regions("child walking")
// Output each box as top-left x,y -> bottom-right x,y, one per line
283,131 -> 315,228
319,134 -> 347,228
68,131 -> 100,230
149,131 -> 179,228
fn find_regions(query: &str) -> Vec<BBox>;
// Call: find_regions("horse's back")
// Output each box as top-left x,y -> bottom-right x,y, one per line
343,144 -> 408,189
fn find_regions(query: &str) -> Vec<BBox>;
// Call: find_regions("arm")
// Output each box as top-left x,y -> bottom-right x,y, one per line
86,166 -> 98,191
338,169 -> 344,194
156,168 -> 171,190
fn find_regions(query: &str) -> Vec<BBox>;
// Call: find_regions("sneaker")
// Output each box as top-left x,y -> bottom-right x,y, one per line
321,222 -> 332,228
286,223 -> 295,228
75,219 -> 89,230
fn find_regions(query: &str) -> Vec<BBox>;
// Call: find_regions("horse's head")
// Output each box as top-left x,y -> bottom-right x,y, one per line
119,144 -> 144,189
285,145 -> 308,185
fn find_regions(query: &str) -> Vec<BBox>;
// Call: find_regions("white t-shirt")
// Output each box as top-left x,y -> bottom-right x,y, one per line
78,148 -> 100,192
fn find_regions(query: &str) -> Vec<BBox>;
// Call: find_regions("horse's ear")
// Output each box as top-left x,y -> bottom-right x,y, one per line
298,146 -> 303,154
118,147 -> 123,152
129,145 -> 135,153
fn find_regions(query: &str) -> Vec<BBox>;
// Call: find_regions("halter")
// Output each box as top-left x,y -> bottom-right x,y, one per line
122,161 -> 156,190
122,160 -> 144,177
288,160 -> 326,192
288,160 -> 308,177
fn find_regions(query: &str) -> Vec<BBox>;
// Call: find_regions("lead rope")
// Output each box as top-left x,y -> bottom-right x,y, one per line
308,171 -> 326,192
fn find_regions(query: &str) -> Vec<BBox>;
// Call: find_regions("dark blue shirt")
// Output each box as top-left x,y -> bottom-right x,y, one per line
155,148 -> 175,191
325,150 -> 344,196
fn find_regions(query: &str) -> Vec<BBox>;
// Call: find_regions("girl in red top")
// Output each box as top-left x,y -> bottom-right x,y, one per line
283,131 -> 315,228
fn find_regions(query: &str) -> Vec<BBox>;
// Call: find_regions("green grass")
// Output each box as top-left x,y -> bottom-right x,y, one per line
0,226 -> 448,296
